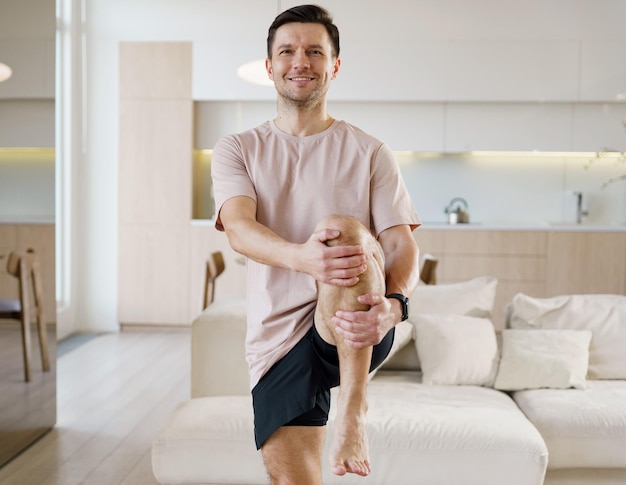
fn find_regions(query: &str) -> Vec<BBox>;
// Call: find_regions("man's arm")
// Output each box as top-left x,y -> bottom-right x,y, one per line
218,195 -> 369,286
379,224 -> 420,322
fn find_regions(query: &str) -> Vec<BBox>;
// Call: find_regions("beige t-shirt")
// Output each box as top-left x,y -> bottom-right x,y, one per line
212,119 -> 420,389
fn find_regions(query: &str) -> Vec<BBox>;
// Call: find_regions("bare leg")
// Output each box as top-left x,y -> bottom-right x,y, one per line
261,426 -> 325,485
314,214 -> 386,477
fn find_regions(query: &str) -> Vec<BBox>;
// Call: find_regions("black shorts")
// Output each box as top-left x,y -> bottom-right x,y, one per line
251,324 -> 395,449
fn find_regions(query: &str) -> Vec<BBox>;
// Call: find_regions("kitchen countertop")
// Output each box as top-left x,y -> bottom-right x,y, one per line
0,217 -> 55,225
419,222 -> 626,232
191,218 -> 626,232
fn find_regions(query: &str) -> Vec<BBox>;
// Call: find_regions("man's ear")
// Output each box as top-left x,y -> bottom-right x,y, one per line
266,58 -> 273,81
331,57 -> 341,80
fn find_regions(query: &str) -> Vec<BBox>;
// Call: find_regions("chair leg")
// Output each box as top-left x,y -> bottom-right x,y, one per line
20,313 -> 32,382
36,312 -> 50,371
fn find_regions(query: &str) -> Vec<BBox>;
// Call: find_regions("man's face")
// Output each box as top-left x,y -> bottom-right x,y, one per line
266,22 -> 340,107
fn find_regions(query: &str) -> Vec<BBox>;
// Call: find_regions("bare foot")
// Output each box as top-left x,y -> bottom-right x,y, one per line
329,407 -> 371,476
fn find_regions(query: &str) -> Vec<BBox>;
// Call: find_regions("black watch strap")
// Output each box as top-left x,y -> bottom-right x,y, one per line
386,293 -> 409,321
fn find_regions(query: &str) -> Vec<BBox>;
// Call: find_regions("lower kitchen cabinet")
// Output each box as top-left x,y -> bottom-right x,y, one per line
546,231 -> 626,296
0,223 -> 55,323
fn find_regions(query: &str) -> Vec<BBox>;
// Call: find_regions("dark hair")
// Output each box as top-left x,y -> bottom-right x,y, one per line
266,4 -> 340,59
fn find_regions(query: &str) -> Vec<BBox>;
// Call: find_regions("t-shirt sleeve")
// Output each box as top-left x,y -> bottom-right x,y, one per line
211,135 -> 257,231
370,143 -> 421,236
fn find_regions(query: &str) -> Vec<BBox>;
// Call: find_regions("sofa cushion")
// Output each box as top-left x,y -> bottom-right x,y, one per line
153,372 -> 548,485
506,293 -> 626,379
384,276 -> 498,371
410,276 -> 498,320
494,329 -> 592,391
415,314 -> 499,386
513,379 -> 626,470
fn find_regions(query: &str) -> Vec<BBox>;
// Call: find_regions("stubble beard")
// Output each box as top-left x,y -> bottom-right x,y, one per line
276,80 -> 329,111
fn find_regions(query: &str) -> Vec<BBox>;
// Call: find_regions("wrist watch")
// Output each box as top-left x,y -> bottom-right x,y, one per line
386,293 -> 409,321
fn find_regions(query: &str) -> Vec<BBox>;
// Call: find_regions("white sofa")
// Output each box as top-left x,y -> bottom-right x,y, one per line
152,278 -> 626,485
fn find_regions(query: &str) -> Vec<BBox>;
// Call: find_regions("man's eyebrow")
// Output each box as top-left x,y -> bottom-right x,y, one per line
275,43 -> 327,51
275,43 -> 293,51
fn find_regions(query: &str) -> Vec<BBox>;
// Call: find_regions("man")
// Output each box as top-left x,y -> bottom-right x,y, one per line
211,4 -> 420,483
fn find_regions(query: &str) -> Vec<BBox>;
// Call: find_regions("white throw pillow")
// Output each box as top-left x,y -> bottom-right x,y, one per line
415,314 -> 499,386
494,329 -> 592,391
506,293 -> 626,379
368,320 -> 414,380
411,276 -> 498,320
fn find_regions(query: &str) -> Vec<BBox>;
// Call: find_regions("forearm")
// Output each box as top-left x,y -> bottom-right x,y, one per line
224,214 -> 300,271
379,225 -> 420,322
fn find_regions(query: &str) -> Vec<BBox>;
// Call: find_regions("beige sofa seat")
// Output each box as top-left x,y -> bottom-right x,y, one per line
513,380 -> 626,470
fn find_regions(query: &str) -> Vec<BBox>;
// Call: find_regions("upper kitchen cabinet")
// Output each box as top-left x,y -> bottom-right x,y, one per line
0,101 -> 55,147
0,40 -> 55,99
195,101 -> 276,149
328,102 -> 446,152
445,103 -> 573,152
195,100 -> 447,153
330,40 -> 449,102
572,103 -> 626,152
0,0 -> 55,100
445,40 -> 579,102
579,41 -> 626,102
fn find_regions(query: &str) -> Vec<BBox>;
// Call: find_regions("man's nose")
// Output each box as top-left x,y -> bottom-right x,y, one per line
292,50 -> 310,68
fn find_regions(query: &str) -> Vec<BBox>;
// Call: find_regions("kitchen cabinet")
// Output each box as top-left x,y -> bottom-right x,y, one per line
572,103 -> 626,152
579,41 -> 626,102
445,103 -> 573,152
0,223 -> 55,322
195,99 -> 625,153
328,102 -> 446,152
546,231 -> 626,296
0,40 -> 55,100
117,42 -> 193,326
445,40 -> 579,102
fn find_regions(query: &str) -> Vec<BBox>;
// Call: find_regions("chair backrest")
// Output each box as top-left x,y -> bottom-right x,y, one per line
419,253 -> 438,285
4,249 -> 44,320
203,251 -> 226,309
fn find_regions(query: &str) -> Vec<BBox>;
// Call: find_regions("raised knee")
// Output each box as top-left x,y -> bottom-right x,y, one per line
315,214 -> 368,246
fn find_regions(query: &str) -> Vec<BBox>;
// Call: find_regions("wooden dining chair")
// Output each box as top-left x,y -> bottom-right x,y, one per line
203,251 -> 226,309
0,249 -> 50,382
419,253 -> 438,285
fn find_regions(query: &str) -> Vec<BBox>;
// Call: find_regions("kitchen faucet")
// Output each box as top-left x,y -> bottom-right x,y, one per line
573,191 -> 589,224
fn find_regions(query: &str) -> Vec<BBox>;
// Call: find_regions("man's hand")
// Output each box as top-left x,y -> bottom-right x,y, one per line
298,228 -> 368,286
331,293 -> 397,348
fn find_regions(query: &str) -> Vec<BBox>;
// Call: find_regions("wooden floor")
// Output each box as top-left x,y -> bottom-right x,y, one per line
0,330 -> 191,485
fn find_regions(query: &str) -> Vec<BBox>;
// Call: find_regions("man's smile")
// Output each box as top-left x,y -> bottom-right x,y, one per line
288,76 -> 315,81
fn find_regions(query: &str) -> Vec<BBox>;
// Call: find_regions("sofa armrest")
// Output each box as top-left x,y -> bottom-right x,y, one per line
191,296 -> 249,398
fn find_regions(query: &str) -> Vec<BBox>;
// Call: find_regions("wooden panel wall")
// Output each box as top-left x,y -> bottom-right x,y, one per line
118,42 -> 193,325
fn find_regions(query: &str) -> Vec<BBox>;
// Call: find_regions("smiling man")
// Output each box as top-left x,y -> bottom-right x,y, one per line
211,4 -> 421,484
